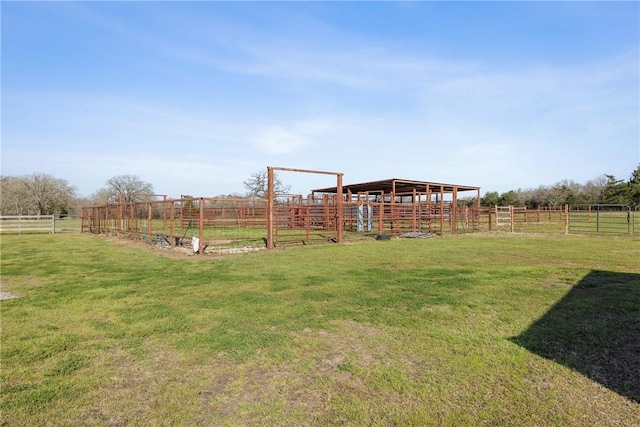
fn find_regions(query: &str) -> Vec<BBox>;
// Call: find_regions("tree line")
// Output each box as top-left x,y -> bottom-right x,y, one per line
476,166 -> 640,208
0,174 -> 154,216
1,166 -> 638,216
0,171 -> 290,216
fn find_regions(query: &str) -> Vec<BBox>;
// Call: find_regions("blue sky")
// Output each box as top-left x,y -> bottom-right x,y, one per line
2,1 -> 639,198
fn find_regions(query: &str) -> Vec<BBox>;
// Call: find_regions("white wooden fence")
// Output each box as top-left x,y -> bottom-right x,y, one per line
0,215 -> 55,234
495,206 -> 514,232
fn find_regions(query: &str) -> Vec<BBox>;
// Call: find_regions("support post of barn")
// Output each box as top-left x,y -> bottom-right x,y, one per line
439,185 -> 445,235
379,192 -> 385,235
476,188 -> 481,230
451,186 -> 458,234
412,189 -> 417,231
426,186 -> 432,232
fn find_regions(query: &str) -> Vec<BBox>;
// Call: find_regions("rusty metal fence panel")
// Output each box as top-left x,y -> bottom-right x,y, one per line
272,197 -> 339,247
81,198 -> 637,254
82,197 -> 270,254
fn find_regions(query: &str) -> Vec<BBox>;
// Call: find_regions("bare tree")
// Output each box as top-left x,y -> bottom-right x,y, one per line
581,175 -> 609,204
243,170 -> 291,198
87,188 -> 113,206
0,176 -> 28,215
545,179 -> 581,207
0,173 -> 77,215
101,175 -> 154,203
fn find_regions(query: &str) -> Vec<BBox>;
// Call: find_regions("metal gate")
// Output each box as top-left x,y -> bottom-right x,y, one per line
266,167 -> 344,249
569,204 -> 635,235
272,201 -> 339,247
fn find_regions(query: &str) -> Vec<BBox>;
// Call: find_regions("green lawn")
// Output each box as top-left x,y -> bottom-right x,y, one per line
1,233 -> 639,425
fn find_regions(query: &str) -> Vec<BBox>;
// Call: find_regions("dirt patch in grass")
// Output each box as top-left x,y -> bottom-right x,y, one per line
0,276 -> 46,300
293,320 -> 384,369
190,320 -> 390,423
0,291 -> 20,300
97,234 -> 266,259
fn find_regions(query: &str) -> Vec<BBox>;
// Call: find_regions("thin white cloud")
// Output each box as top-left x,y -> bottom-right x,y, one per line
63,3 -> 468,91
253,120 -> 341,155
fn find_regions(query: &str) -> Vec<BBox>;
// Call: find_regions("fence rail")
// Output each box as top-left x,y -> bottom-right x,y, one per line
0,215 -> 55,234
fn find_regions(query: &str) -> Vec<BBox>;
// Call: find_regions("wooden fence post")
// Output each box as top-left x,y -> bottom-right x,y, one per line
336,173 -> 343,243
266,168 -> 274,249
510,205 -> 514,233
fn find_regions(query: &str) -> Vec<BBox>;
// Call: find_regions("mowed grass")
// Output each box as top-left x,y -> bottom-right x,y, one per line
1,233 -> 639,426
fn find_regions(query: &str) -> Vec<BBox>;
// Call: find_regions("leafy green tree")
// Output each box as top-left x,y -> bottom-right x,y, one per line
522,188 -> 546,208
481,191 -> 500,206
499,190 -> 520,206
602,175 -> 627,204
458,196 -> 478,207
627,165 -> 640,206
479,166 -> 639,208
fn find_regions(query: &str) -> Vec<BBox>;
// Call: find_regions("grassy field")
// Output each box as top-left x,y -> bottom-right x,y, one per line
1,233 -> 639,426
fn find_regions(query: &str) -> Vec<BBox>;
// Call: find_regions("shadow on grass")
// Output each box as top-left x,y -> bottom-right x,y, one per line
512,270 -> 640,403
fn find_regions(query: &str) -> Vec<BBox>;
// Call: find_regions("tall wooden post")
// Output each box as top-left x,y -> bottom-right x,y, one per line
147,202 -> 153,239
488,206 -> 492,231
439,185 -> 445,235
117,194 -> 123,234
509,205 -> 514,233
266,167 -> 275,249
426,186 -> 432,232
476,189 -> 481,231
163,195 -> 167,229
130,203 -> 135,233
170,201 -> 175,248
451,186 -> 458,234
391,181 -> 397,233
379,191 -> 385,234
412,189 -> 417,231
336,173 -> 343,243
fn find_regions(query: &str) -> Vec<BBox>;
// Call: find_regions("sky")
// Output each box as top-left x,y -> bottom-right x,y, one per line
2,1 -> 639,199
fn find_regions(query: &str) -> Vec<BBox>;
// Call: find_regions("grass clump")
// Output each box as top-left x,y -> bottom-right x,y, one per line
1,233 -> 639,425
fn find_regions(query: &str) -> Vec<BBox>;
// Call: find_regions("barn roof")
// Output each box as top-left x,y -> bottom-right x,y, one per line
312,178 -> 480,195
